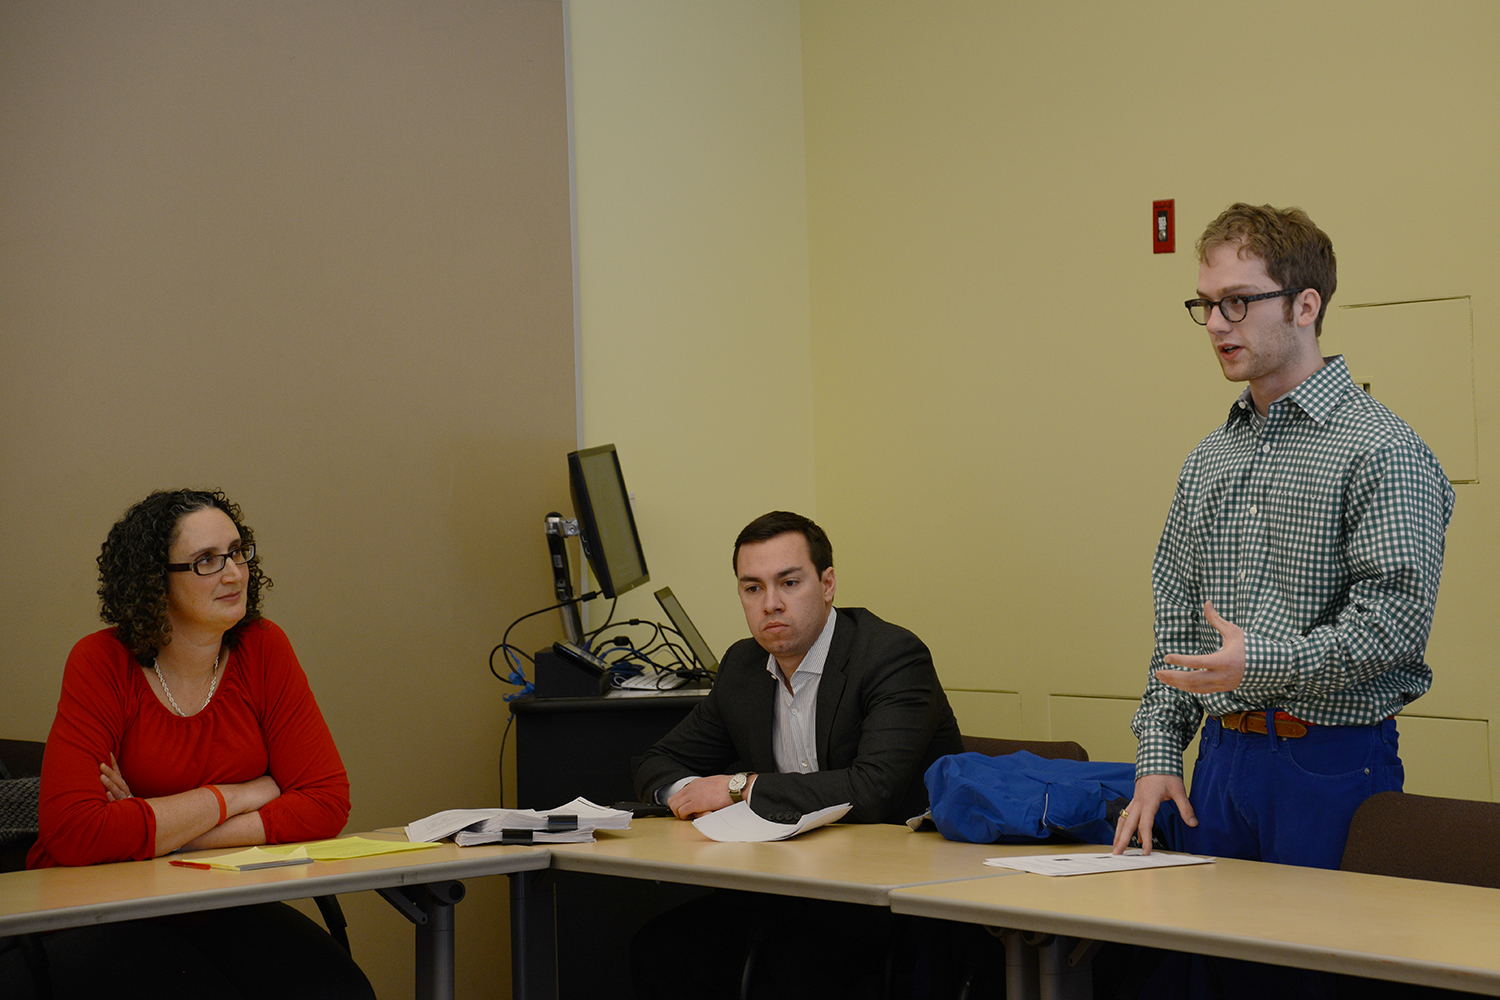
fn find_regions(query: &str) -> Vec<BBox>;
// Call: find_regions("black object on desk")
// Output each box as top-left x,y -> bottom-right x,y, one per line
510,685 -> 708,808
532,646 -> 609,699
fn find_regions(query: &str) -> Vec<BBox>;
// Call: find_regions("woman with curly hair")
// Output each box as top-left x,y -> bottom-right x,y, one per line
13,489 -> 374,999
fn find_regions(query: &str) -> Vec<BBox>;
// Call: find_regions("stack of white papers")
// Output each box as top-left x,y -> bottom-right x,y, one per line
405,797 -> 632,846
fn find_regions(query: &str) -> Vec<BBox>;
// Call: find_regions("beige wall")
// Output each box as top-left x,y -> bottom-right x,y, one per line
570,1 -> 816,644
571,1 -> 1500,800
0,3 -> 575,997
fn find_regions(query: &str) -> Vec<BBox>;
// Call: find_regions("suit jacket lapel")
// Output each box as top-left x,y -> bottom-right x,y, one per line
814,609 -> 851,764
744,659 -> 778,772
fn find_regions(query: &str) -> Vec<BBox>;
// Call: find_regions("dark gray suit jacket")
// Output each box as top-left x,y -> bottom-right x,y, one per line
633,607 -> 962,825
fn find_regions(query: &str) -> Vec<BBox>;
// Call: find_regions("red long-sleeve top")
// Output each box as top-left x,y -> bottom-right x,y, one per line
28,619 -> 351,868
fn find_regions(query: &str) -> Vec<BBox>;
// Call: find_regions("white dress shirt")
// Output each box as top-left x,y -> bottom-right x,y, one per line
766,609 -> 837,776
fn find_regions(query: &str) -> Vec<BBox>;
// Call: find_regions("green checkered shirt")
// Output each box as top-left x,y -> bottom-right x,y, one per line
1132,356 -> 1455,779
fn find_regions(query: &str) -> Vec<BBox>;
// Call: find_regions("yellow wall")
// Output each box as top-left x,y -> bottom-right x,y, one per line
799,0 -> 1500,796
571,1 -> 1500,799
570,1 -> 816,645
0,3 -> 575,996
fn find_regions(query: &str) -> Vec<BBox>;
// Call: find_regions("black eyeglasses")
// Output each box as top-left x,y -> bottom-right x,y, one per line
1184,288 -> 1302,326
166,543 -> 255,576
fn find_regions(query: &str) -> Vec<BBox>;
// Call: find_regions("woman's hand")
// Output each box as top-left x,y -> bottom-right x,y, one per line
100,753 -> 132,801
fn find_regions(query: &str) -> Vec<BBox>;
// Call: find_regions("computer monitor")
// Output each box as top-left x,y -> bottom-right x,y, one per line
567,444 -> 650,599
654,586 -> 720,672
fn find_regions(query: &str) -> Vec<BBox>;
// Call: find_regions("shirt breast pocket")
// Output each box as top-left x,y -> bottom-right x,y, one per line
1264,482 -> 1344,555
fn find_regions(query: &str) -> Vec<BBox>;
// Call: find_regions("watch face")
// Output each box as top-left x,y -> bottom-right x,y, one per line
729,773 -> 747,799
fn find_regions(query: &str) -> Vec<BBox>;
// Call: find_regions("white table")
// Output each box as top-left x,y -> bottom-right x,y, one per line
890,851 -> 1500,997
0,836 -> 551,1000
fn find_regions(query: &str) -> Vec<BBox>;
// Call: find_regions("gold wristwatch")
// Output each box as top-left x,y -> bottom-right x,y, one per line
728,772 -> 753,803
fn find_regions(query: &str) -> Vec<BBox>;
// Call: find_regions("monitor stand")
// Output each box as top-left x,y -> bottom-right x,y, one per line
544,513 -> 584,644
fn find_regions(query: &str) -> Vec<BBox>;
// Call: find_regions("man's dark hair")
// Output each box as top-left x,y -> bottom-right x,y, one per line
98,489 -> 271,666
733,511 -> 833,576
1197,202 -> 1337,334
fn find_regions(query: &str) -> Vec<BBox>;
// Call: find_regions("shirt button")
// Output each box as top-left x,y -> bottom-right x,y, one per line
1239,569 -> 1247,581
1261,444 -> 1271,454
1248,505 -> 1258,515
791,708 -> 798,716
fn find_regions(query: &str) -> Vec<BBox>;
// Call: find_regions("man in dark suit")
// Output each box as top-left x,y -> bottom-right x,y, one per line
635,510 -> 962,826
631,512 -> 964,998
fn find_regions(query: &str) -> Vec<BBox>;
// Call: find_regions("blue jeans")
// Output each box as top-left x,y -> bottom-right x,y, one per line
1141,715 -> 1404,1000
1185,713 -> 1404,868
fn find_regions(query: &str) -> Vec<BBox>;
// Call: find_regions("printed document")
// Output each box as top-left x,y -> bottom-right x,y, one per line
984,849 -> 1214,876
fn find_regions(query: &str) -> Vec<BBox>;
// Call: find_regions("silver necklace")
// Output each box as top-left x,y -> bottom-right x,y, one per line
153,647 -> 223,717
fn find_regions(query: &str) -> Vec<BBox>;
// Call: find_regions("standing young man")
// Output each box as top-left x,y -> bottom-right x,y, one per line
1114,204 -> 1455,870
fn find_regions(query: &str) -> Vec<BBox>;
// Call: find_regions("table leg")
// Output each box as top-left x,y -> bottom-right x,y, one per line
378,880 -> 467,1000
1001,929 -> 1040,1000
1035,934 -> 1092,1000
509,868 -> 557,1000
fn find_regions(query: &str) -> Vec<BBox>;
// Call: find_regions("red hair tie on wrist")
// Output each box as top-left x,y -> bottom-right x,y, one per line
207,784 -> 227,826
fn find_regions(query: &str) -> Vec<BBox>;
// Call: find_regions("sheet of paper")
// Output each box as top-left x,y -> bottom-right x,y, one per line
692,801 -> 851,843
983,848 -> 1214,876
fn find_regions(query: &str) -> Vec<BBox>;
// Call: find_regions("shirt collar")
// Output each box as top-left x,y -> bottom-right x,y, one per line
764,607 -> 838,683
1227,354 -> 1354,428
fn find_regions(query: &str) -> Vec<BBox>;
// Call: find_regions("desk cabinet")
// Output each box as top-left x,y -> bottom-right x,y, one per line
510,691 -> 707,808
510,691 -> 711,998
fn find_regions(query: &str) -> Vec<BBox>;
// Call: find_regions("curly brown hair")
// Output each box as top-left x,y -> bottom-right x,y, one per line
98,489 -> 272,666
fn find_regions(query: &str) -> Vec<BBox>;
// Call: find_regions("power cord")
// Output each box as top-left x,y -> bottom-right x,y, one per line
488,592 -> 600,700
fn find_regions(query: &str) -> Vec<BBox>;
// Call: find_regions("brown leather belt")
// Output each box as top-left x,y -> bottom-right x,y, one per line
1218,711 -> 1312,738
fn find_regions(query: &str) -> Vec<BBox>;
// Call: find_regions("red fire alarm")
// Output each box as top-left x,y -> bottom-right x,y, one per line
1153,199 -> 1175,254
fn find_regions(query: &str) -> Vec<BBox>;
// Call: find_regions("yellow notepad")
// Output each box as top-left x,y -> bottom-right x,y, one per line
173,837 -> 440,871
285,836 -> 443,861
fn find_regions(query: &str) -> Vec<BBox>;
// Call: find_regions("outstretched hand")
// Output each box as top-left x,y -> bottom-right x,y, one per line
1157,600 -> 1246,693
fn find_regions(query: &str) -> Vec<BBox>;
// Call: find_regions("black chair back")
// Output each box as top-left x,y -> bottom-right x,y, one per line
0,739 -> 45,874
1340,790 -> 1500,889
959,734 -> 1090,762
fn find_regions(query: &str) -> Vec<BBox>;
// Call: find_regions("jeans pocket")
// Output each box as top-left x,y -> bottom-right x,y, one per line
1281,728 -> 1379,780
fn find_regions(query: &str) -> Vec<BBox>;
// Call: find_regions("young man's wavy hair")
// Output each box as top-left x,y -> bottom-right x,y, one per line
97,489 -> 271,666
1197,203 -> 1338,334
